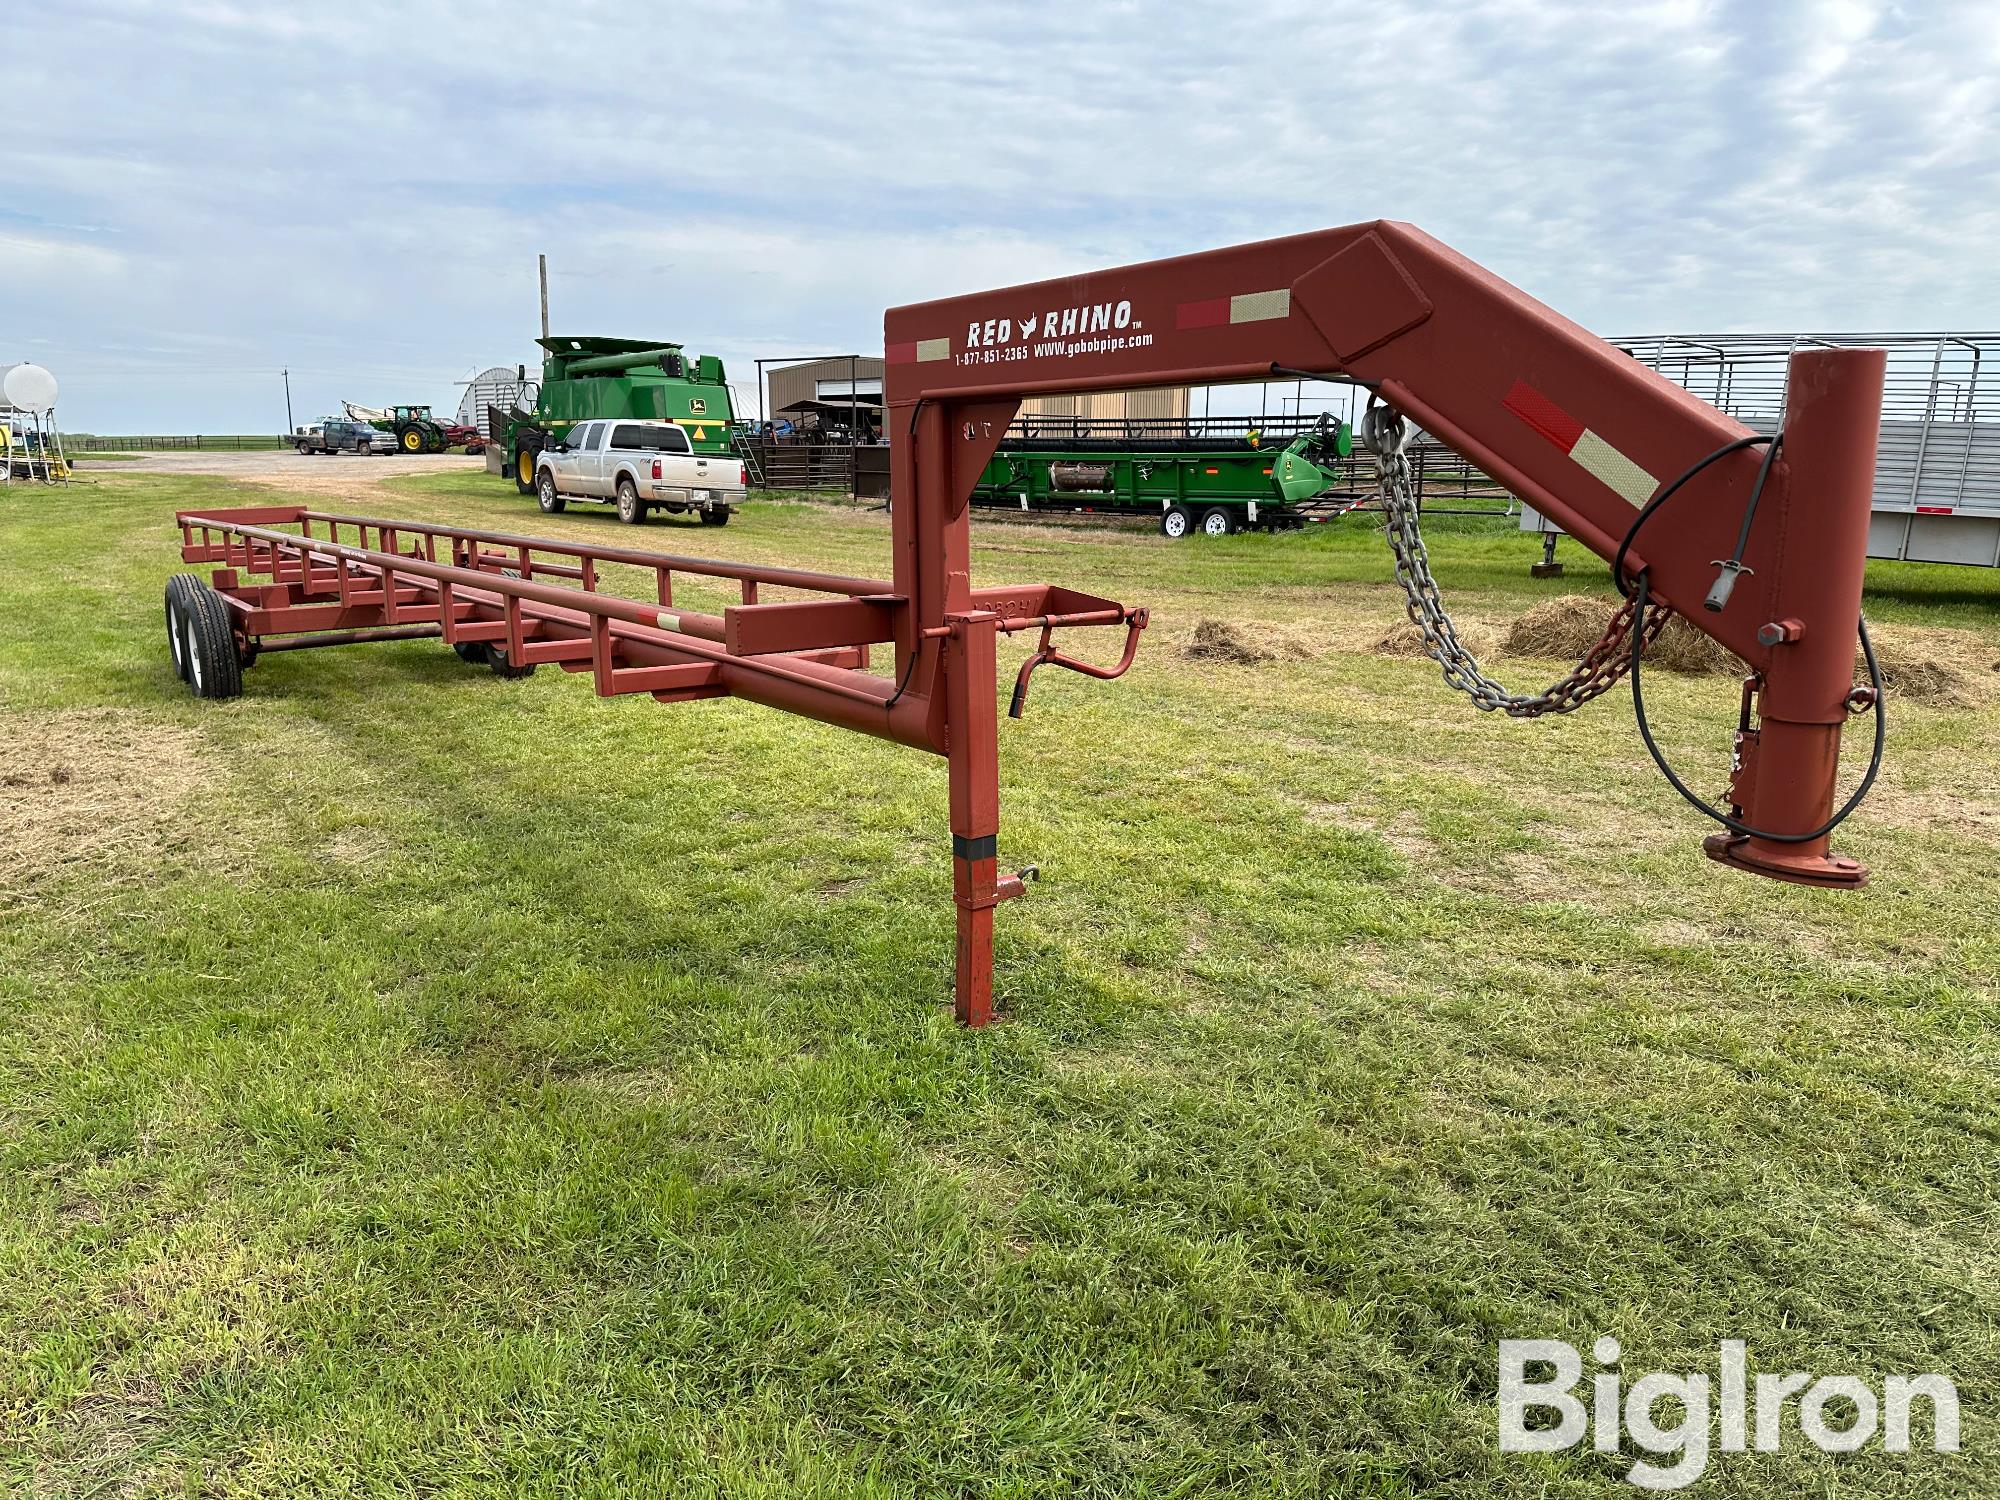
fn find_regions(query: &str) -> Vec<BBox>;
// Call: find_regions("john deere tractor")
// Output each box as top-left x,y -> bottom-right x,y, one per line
343,402 -> 460,454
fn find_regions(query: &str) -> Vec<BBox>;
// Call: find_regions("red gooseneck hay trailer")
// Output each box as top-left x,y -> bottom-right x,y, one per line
165,222 -> 1886,1025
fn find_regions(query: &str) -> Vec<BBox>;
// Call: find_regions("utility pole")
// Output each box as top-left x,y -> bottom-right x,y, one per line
282,367 -> 294,432
538,254 -> 550,340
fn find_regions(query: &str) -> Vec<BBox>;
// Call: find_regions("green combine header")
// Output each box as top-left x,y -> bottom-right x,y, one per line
493,336 -> 737,493
971,414 -> 1355,536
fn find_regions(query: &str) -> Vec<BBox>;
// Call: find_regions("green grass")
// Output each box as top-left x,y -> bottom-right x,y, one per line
2,471 -> 1997,1496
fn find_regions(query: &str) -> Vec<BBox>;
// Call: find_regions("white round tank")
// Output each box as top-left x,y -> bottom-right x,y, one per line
0,362 -> 58,414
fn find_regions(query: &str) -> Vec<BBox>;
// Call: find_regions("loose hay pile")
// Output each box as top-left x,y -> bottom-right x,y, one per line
0,708 -> 211,903
1373,617 -> 1504,661
1865,624 -> 1996,708
1504,595 -> 1745,675
1180,619 -> 1318,664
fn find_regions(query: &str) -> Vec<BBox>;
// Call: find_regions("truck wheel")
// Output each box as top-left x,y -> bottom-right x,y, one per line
164,574 -> 201,681
179,584 -> 245,700
1199,507 -> 1235,537
513,442 -> 540,494
398,425 -> 425,453
295,442 -> 311,456
615,477 -> 646,524
699,507 -> 730,526
1160,505 -> 1192,539
536,471 -> 565,514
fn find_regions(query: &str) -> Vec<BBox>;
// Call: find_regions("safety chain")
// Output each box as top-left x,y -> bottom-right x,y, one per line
1361,402 -> 1669,718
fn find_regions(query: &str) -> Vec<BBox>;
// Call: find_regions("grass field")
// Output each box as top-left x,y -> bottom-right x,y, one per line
3,470 -> 1997,1496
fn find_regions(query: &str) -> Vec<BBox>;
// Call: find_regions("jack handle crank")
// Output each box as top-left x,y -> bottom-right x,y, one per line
1008,607 -> 1150,718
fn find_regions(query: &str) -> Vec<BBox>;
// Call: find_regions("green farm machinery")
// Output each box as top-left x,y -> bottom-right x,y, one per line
971,413 -> 1357,536
491,336 -> 737,494
342,402 -> 472,454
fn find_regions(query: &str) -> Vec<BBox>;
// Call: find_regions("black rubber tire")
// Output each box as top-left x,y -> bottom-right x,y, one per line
424,430 -> 447,454
1199,506 -> 1235,537
513,439 -> 541,494
699,506 -> 730,526
487,645 -> 536,680
616,477 -> 646,524
481,571 -> 536,678
1160,505 -> 1193,539
179,583 -> 245,700
536,470 -> 565,514
164,574 -> 201,682
397,424 -> 425,453
452,641 -> 490,665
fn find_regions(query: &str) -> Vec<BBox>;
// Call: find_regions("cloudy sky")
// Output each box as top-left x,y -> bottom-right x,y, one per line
6,0 -> 1996,433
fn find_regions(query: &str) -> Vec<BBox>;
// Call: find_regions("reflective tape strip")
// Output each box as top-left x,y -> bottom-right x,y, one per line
1177,288 -> 1291,330
1229,289 -> 1291,323
1504,378 -> 1659,509
1570,430 -> 1657,508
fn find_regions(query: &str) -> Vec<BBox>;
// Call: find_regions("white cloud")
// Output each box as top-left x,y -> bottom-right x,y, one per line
3,0 -> 1995,431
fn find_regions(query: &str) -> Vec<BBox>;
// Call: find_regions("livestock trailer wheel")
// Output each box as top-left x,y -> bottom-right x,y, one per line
1199,507 -> 1234,537
451,641 -> 490,665
178,583 -> 245,700
486,645 -> 536,680
1160,505 -> 1192,539
536,472 -> 565,514
699,507 -> 730,526
163,573 -> 201,682
615,478 -> 646,524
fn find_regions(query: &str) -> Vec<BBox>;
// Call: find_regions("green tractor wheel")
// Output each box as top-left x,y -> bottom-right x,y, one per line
398,425 -> 425,453
513,438 -> 542,494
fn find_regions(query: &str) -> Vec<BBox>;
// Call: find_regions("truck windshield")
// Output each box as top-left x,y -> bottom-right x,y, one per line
610,424 -> 690,453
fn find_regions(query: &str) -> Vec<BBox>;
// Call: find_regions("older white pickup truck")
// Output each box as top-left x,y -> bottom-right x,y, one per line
532,419 -> 747,525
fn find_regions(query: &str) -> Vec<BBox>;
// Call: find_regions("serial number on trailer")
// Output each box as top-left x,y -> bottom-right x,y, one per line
956,333 -> 1154,368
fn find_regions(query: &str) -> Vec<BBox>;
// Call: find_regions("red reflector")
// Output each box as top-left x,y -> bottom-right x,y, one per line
651,459 -> 662,480
1175,297 -> 1229,330
1261,467 -> 1271,475
1204,467 -> 1219,475
1915,505 -> 1953,514
1504,379 -> 1585,451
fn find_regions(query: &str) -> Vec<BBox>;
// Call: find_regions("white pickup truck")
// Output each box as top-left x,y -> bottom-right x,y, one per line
532,419 -> 746,526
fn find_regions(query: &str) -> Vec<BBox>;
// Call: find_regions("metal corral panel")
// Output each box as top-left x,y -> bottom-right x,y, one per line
1519,333 -> 2000,567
